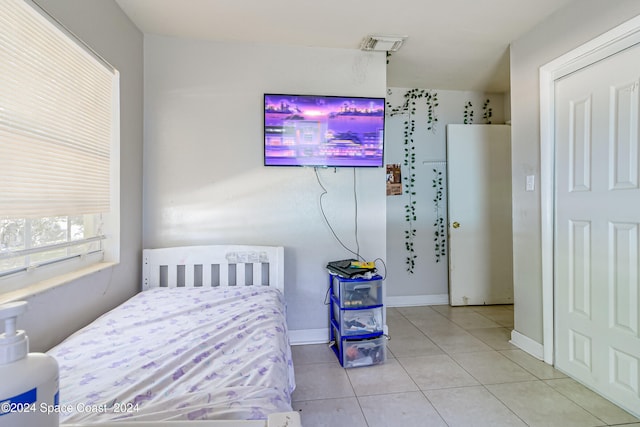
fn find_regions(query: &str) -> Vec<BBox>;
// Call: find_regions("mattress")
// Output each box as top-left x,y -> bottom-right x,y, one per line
47,287 -> 295,423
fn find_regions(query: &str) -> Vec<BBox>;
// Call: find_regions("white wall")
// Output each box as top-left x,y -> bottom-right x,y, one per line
385,88 -> 505,304
510,0 -> 640,344
143,35 -> 387,338
13,0 -> 144,352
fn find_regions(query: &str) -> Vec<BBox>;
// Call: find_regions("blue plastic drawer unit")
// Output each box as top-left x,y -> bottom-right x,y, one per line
331,275 -> 383,308
329,273 -> 385,368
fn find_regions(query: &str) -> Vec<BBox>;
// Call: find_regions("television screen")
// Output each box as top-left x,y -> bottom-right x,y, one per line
264,94 -> 385,167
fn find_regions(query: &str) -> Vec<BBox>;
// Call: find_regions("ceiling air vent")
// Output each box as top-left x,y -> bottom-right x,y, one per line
360,35 -> 407,52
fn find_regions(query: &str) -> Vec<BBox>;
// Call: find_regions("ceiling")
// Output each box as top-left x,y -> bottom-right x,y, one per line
115,0 -> 576,93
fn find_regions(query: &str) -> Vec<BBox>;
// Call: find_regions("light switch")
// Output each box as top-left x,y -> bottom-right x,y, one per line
526,175 -> 535,192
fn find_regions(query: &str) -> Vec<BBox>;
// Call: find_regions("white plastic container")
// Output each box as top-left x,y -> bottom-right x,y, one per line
0,301 -> 59,427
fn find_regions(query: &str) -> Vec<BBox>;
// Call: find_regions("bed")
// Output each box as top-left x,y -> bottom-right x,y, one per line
47,245 -> 299,427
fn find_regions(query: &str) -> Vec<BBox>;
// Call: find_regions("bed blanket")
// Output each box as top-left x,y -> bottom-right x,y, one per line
47,287 -> 295,423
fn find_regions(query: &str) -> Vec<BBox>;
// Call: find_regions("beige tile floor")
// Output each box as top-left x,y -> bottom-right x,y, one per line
291,304 -> 640,427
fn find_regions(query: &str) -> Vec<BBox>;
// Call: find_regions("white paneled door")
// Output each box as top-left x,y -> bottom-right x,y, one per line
555,42 -> 640,415
446,125 -> 513,306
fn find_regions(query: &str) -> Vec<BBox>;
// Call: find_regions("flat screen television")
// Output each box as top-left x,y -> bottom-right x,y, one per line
264,93 -> 385,167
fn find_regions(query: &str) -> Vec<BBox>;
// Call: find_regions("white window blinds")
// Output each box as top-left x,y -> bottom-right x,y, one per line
0,0 -> 117,220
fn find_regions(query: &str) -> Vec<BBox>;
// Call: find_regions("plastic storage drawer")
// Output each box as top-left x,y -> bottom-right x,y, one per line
332,302 -> 383,336
331,275 -> 382,307
332,325 -> 386,368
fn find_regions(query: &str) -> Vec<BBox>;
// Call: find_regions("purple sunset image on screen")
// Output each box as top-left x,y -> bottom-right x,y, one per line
264,94 -> 385,167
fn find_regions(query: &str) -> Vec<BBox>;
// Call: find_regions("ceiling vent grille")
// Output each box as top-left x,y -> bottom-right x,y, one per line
360,35 -> 407,52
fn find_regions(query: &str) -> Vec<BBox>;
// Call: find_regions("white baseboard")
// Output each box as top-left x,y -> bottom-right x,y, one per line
289,328 -> 329,345
510,329 -> 544,360
386,294 -> 449,307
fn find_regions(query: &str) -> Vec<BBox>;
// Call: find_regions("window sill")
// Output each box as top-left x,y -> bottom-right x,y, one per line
0,262 -> 117,305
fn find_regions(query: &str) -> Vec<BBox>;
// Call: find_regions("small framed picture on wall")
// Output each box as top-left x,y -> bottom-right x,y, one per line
386,164 -> 402,196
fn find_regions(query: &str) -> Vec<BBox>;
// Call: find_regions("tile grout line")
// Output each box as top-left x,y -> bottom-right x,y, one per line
393,307 -> 452,427
388,308 -> 440,391
343,364 -> 371,427
541,379 -> 628,426
418,390 -> 453,427
397,305 -> 535,426
481,382 -> 534,426
394,305 -> 451,356
426,307 -> 557,425
438,304 -> 624,425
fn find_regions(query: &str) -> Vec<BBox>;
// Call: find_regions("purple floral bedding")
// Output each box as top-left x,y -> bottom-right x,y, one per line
47,286 -> 295,423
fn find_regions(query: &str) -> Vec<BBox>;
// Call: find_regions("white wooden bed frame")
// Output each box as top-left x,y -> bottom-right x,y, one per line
142,245 -> 285,291
61,245 -> 300,427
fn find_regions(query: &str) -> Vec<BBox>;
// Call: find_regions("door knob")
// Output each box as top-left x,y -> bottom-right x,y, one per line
452,221 -> 460,229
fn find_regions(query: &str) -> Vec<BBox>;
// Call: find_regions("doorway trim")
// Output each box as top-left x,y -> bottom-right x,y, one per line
539,14 -> 640,365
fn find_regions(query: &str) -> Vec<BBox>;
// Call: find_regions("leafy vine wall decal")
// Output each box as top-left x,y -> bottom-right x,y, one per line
387,88 -> 439,273
464,99 -> 493,124
482,99 -> 493,124
463,101 -> 474,124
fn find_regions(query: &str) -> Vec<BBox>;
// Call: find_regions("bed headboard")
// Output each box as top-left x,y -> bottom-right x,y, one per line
142,245 -> 285,292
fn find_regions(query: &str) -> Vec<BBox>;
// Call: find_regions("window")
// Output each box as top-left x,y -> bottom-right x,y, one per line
0,0 -> 119,293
